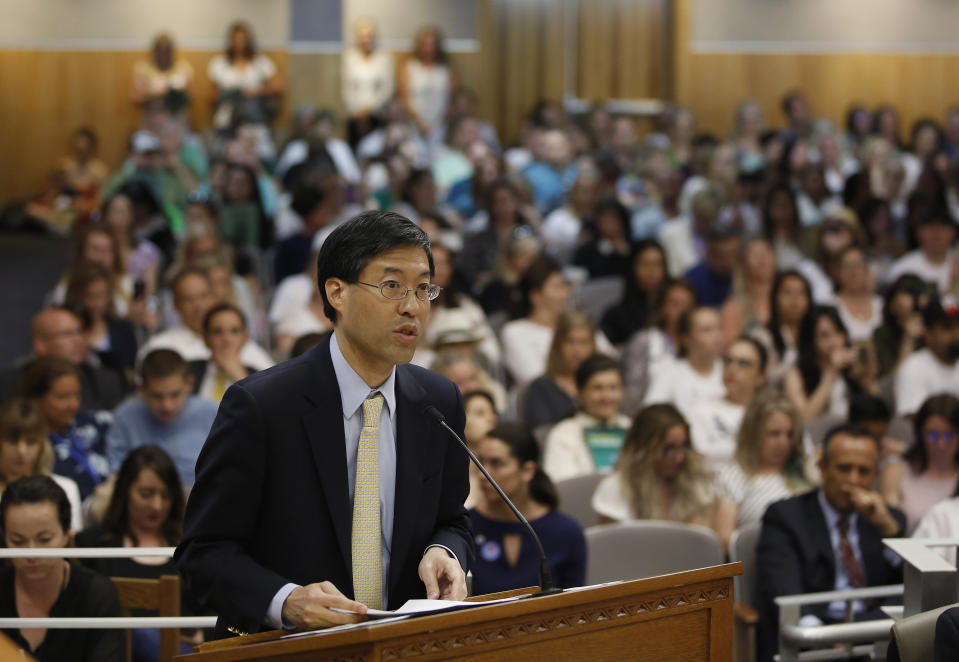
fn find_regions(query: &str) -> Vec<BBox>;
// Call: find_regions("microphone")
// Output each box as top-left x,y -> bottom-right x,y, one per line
424,405 -> 563,597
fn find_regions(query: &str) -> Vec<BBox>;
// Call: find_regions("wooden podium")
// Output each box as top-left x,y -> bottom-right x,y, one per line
179,563 -> 741,662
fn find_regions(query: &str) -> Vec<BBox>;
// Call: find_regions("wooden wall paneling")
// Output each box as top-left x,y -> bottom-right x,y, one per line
286,53 -> 344,121
680,52 -> 959,139
0,49 -> 288,208
614,0 -> 668,100
576,0 -> 617,101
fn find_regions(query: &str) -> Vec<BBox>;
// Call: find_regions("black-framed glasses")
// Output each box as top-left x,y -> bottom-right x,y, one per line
356,280 -> 442,302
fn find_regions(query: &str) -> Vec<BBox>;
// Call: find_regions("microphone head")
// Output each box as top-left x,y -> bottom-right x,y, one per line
423,405 -> 446,424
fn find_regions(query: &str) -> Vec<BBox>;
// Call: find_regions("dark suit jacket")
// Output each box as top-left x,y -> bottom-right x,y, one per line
755,489 -> 906,662
935,606 -> 959,662
174,337 -> 473,637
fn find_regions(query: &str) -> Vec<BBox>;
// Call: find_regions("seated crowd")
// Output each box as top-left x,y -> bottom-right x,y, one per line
3,16 -> 959,662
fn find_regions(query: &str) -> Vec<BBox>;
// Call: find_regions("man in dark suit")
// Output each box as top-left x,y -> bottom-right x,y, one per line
176,211 -> 473,637
756,423 -> 906,662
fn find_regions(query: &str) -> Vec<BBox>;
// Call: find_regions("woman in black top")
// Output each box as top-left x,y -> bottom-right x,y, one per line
76,445 -> 190,661
600,239 -> 668,345
0,475 -> 122,662
523,311 -> 596,429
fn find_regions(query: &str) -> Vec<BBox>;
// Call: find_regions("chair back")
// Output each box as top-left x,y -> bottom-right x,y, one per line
584,520 -> 724,585
892,603 -> 959,662
729,521 -> 762,607
555,473 -> 605,529
570,276 -> 625,322
111,574 -> 180,662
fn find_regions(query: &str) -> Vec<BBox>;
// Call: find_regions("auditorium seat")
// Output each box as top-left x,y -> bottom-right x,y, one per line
555,473 -> 605,529
584,520 -> 724,585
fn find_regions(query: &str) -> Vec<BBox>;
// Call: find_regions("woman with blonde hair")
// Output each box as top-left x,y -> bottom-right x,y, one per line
714,389 -> 812,549
0,399 -> 82,531
523,311 -> 596,429
591,403 -> 715,526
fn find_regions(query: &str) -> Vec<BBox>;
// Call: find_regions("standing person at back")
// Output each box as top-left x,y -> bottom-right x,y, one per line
107,350 -> 218,485
176,211 -> 472,638
341,18 -> 394,148
399,26 -> 455,150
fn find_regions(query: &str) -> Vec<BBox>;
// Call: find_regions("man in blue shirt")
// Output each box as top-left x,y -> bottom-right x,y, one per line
684,226 -> 741,308
176,211 -> 472,638
107,349 -> 218,484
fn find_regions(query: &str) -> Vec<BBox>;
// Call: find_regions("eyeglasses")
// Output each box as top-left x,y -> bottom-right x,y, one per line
661,443 -> 691,458
926,431 -> 956,444
356,280 -> 442,302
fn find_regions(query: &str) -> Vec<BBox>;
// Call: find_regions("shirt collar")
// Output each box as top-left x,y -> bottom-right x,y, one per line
330,332 -> 396,419
818,488 -> 858,532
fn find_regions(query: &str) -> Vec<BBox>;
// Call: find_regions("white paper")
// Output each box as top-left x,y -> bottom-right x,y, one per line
330,594 -> 531,620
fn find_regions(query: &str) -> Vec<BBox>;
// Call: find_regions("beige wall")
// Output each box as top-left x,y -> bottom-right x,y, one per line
0,0 -> 289,48
691,0 -> 959,53
676,0 -> 959,137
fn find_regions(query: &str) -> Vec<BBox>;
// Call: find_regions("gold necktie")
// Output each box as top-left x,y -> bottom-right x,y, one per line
211,370 -> 228,403
352,393 -> 384,609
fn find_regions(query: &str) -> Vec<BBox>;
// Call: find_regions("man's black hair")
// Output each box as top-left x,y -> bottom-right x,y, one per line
848,393 -> 891,424
316,211 -> 433,324
290,184 -> 326,219
821,422 -> 880,461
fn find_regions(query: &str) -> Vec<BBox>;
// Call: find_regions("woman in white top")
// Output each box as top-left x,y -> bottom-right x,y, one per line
749,270 -> 811,385
689,337 -> 768,471
50,226 -> 133,318
622,280 -> 696,413
207,22 -> 284,129
913,493 -> 959,565
0,399 -> 83,532
713,390 -> 812,550
542,355 -> 630,482
342,18 -> 395,147
501,256 -> 571,386
833,245 -> 883,343
643,306 -> 726,416
399,26 -> 455,144
592,403 -> 716,527
881,394 -> 959,533
784,305 -> 877,422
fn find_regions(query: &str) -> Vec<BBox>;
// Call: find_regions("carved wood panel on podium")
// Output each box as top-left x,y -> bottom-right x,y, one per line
179,563 -> 741,662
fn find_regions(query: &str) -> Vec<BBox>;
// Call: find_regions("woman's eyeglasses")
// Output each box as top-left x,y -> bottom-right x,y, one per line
661,443 -> 691,458
926,431 -> 956,444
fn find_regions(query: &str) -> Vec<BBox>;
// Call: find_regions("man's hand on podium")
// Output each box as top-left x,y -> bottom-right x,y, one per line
418,547 -> 467,601
281,581 -> 369,628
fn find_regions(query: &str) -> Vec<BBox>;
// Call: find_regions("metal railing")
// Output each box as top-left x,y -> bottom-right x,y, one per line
773,537 -> 959,661
0,547 -> 216,630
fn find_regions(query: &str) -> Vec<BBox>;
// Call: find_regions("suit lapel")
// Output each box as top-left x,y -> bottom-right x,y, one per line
388,367 -> 428,602
803,492 -> 836,579
856,517 -> 884,585
302,341 -> 352,574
